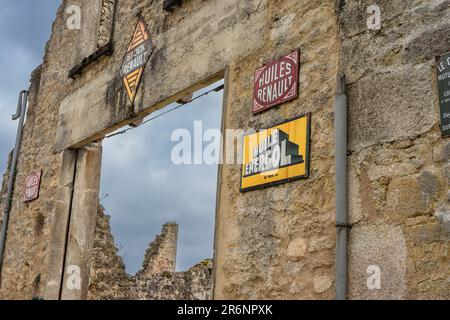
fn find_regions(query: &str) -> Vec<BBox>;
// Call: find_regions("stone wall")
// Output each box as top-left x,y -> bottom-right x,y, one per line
339,0 -> 450,299
87,207 -> 212,300
0,0 -> 449,300
0,37 -> 64,299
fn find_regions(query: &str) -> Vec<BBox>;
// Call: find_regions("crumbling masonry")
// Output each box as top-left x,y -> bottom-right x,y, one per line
87,207 -> 212,300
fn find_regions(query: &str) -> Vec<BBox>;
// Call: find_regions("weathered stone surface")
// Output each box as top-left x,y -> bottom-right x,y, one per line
60,143 -> 102,300
340,0 -> 450,81
443,142 -> 450,162
367,162 -> 419,182
347,65 -> 438,152
137,223 -> 178,278
44,150 -> 77,300
55,0 -> 270,151
55,70 -> 115,151
313,276 -> 332,294
345,124 -> 449,300
340,0 -> 450,153
132,260 -> 213,300
286,237 -> 308,261
98,0 -> 117,47
349,226 -> 407,300
214,0 -> 340,300
404,222 -> 450,299
309,236 -> 334,253
435,205 -> 450,232
418,171 -> 441,205
69,0 -> 104,63
1,0 -> 450,301
87,206 -> 133,300
386,176 -> 428,218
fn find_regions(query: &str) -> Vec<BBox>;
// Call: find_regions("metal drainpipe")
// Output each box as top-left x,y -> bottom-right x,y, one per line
0,90 -> 29,280
335,75 -> 348,300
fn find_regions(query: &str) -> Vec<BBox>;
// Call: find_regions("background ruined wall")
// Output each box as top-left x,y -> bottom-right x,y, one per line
87,207 -> 212,300
339,0 -> 450,299
137,223 -> 178,278
86,206 -> 134,300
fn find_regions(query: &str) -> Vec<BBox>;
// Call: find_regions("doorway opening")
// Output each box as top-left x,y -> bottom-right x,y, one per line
89,79 -> 224,300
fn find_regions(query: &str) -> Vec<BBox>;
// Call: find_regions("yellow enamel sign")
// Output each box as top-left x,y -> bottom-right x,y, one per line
240,114 -> 310,192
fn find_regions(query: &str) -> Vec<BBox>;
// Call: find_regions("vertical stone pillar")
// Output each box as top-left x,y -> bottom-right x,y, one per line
60,142 -> 102,300
44,150 -> 77,300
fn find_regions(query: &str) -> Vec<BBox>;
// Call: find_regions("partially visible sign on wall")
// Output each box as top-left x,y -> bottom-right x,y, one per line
437,53 -> 450,136
24,170 -> 42,202
253,49 -> 300,114
120,17 -> 153,104
240,114 -> 310,192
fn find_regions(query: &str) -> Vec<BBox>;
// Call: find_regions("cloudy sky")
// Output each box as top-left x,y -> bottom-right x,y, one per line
0,1 -> 222,274
101,84 -> 223,274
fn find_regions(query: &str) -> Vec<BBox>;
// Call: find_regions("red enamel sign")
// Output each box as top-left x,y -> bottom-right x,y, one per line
24,170 -> 42,202
253,49 -> 300,114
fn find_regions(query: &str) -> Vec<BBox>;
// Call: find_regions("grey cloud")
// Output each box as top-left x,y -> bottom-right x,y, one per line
0,1 -> 224,277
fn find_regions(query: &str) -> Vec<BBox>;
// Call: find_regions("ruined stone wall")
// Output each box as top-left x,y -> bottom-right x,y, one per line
137,223 -> 178,278
131,260 -> 213,300
87,208 -> 212,300
97,0 -> 117,47
87,206 -> 133,300
0,14 -> 74,297
0,0 -> 111,299
339,0 -> 450,299
0,0 -> 449,300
